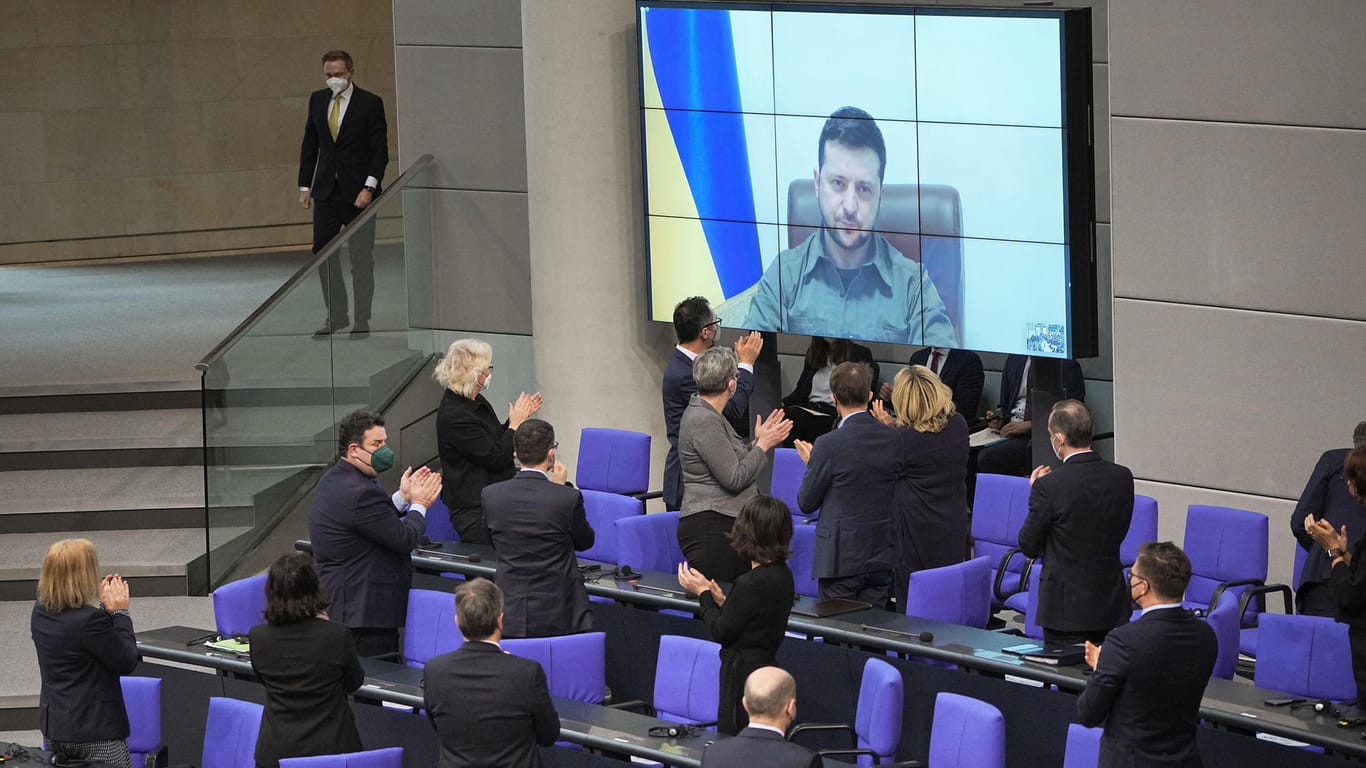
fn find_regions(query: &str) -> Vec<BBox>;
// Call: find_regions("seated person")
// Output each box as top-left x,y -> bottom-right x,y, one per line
976,354 -> 1085,478
879,347 -> 984,426
1291,421 -> 1366,616
782,337 -> 878,445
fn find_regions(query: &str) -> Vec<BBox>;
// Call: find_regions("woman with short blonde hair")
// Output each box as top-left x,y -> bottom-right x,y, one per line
434,338 -> 542,542
32,539 -> 138,768
874,364 -> 971,609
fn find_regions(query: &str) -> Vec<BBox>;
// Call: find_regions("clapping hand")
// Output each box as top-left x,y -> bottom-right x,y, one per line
733,331 -> 763,365
870,399 -> 895,426
1305,514 -> 1347,553
509,392 -> 543,429
753,409 -> 792,452
1084,641 -> 1102,670
794,439 -> 813,464
100,574 -> 130,612
399,465 -> 434,504
677,563 -> 725,606
1028,464 -> 1052,486
408,469 -> 442,509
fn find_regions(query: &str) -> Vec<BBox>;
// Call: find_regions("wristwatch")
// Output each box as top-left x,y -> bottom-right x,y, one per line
364,183 -> 378,193
1328,547 -> 1347,559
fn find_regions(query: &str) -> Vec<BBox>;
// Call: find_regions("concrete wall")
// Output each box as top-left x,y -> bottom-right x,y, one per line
0,1 -> 396,265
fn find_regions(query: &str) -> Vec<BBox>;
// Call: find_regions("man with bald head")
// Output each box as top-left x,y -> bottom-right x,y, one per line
1018,399 -> 1134,646
701,667 -> 819,768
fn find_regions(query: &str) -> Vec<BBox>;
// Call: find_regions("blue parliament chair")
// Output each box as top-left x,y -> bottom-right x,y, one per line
614,634 -> 721,728
279,747 -> 404,768
903,556 -> 993,629
919,692 -> 1006,768
1252,613 -> 1356,701
1182,505 -> 1269,628
771,447 -> 816,522
502,631 -> 608,704
577,427 -> 659,499
1061,722 -> 1102,768
202,697 -> 263,768
422,497 -> 459,542
1120,495 -> 1159,567
615,511 -> 683,574
580,489 -> 644,564
401,588 -> 461,668
211,573 -> 266,638
1205,589 -> 1242,681
1019,563 -> 1044,640
969,473 -> 1035,606
788,524 -> 821,599
789,657 -> 904,766
1237,544 -> 1303,660
121,676 -> 166,768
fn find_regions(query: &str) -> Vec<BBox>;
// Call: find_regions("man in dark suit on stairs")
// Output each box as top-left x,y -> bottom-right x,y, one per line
701,667 -> 819,768
483,418 -> 596,638
298,49 -> 389,338
1077,541 -> 1218,768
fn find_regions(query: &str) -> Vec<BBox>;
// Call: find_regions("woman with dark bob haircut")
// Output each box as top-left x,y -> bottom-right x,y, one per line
1304,445 -> 1366,702
678,495 -> 796,734
249,553 -> 365,768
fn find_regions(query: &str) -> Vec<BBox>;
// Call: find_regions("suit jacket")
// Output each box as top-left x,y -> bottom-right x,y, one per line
31,603 -> 139,743
484,471 -> 596,637
663,348 -> 754,509
893,413 -> 970,576
1076,607 -> 1217,768
679,395 -> 767,519
437,390 -> 518,510
909,347 -> 984,420
1292,448 -> 1366,587
309,460 -> 425,629
249,618 -> 364,768
798,412 -> 902,579
995,355 -> 1086,417
424,641 -> 560,768
783,342 -> 879,406
701,726 -> 821,768
1019,451 -> 1134,632
298,84 -> 388,203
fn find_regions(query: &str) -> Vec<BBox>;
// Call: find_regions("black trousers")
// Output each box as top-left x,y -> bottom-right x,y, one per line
677,511 -> 748,584
450,504 -> 492,545
1296,581 -> 1339,618
351,626 -> 399,658
819,569 -> 894,611
313,195 -> 376,325
1043,626 -> 1112,646
977,434 -> 1032,477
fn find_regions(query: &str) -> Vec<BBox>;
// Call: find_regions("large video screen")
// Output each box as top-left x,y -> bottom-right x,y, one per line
638,2 -> 1096,358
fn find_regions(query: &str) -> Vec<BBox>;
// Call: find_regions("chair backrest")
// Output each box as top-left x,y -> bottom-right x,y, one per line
1061,723 -> 1102,768
212,574 -> 267,637
970,474 -> 1032,575
1205,589 -> 1241,681
1182,505 -> 1268,609
402,588 -> 461,667
615,511 -> 683,573
788,524 -> 820,598
577,428 -> 651,495
580,490 -> 644,564
424,497 -> 459,541
1022,563 -> 1044,640
280,747 -> 405,768
502,632 -> 607,704
770,448 -> 813,520
1253,613 -> 1356,700
1293,544 -> 1308,591
202,697 -> 264,768
853,658 -> 904,764
121,676 -> 162,765
652,635 -> 722,725
928,692 -> 1006,768
904,556 -> 993,628
1121,495 -> 1159,565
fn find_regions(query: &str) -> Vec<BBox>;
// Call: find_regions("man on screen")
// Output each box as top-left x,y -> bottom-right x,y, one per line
741,106 -> 957,346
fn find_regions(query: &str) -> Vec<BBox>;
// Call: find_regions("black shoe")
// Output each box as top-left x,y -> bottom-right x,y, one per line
350,322 -> 370,338
312,318 -> 349,338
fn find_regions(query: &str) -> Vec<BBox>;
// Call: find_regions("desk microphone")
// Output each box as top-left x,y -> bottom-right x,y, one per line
917,631 -> 934,643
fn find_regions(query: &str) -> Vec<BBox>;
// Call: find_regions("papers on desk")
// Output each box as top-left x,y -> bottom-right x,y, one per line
204,637 -> 250,656
1001,642 -> 1085,666
970,428 -> 1008,448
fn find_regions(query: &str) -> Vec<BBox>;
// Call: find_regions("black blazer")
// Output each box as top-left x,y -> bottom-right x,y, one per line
1076,607 -> 1217,768
700,726 -> 821,768
249,618 -> 364,768
783,342 -> 879,406
908,347 -> 984,420
484,471 -> 596,637
424,641 -> 560,768
663,348 -> 755,509
1019,451 -> 1134,633
437,390 -> 518,511
1292,448 -> 1366,587
893,413 -> 970,577
797,412 -> 902,579
308,460 -> 425,629
698,562 -> 796,735
994,355 -> 1086,417
298,84 -> 388,203
31,603 -> 139,743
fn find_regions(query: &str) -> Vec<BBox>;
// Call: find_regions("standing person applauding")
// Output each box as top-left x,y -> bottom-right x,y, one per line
1304,445 -> 1366,701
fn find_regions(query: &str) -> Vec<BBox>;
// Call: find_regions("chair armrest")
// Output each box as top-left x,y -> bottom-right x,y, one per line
815,747 -> 882,764
370,651 -> 403,664
1207,578 -> 1265,619
144,746 -> 169,768
632,490 -> 664,502
607,699 -> 653,716
1238,582 -> 1293,623
787,722 -> 856,749
1093,431 -> 1115,442
992,548 -> 1033,603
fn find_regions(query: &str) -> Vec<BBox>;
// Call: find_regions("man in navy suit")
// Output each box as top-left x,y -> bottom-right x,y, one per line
701,667 -> 820,768
298,50 -> 389,338
907,346 -> 984,422
978,354 -> 1086,477
1077,542 -> 1217,768
424,578 -> 560,768
796,362 -> 902,607
1018,400 -> 1133,646
309,410 -> 440,656
662,296 -> 761,509
1290,421 -> 1366,616
483,418 -> 595,637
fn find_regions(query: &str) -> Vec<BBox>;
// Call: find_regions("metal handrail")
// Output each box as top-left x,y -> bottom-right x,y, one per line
195,153 -> 436,372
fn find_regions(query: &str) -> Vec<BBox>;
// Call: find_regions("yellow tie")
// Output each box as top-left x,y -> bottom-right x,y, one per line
328,91 -> 342,140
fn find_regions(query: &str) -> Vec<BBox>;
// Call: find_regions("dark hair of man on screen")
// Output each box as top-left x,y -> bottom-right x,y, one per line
818,106 -> 887,182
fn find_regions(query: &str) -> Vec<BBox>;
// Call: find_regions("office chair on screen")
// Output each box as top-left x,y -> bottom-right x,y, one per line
279,748 -> 404,768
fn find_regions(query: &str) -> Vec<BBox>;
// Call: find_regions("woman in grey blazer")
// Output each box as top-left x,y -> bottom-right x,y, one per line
676,347 -> 791,583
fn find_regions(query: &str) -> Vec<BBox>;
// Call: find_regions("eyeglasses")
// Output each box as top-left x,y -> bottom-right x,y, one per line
1125,568 -> 1148,589
704,317 -> 722,329
484,365 -> 494,373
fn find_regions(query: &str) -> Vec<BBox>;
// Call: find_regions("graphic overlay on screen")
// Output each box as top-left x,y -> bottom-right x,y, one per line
638,2 -> 1095,358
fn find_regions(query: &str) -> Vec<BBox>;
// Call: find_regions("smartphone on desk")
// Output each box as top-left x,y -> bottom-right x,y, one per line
1263,697 -> 1305,707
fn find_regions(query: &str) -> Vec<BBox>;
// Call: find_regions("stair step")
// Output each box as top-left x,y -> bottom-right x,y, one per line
0,409 -> 202,453
0,466 -> 203,516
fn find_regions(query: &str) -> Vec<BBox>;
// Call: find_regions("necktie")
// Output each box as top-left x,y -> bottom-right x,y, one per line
328,92 -> 342,140
930,350 -> 943,375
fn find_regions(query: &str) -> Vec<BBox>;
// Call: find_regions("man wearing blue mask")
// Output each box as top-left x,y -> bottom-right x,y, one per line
310,410 -> 440,656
